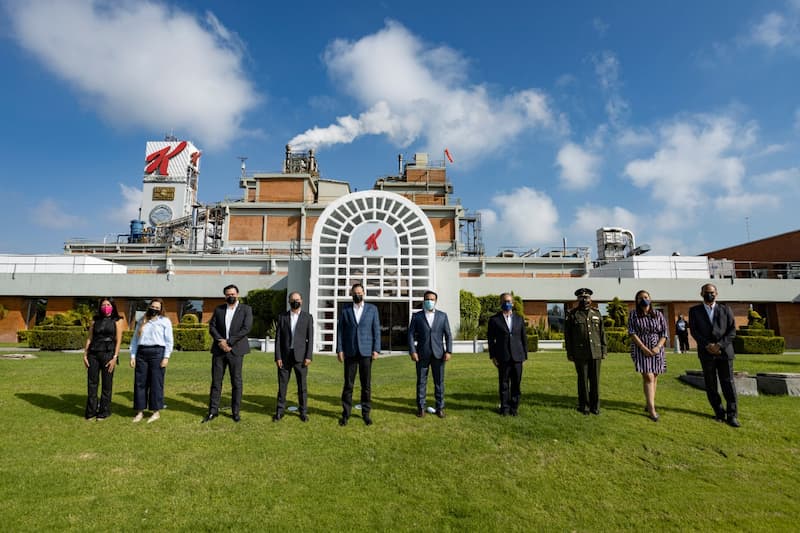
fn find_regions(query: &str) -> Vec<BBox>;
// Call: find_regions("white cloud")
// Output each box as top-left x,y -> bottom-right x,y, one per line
624,115 -> 748,212
750,12 -> 792,49
106,183 -> 143,227
591,51 -> 629,127
34,198 -> 87,229
616,127 -> 655,148
714,193 -> 780,213
556,142 -> 601,190
479,187 -> 559,249
752,167 -> 800,184
289,21 -> 565,164
7,0 -> 260,149
571,206 -> 638,235
593,18 -> 609,37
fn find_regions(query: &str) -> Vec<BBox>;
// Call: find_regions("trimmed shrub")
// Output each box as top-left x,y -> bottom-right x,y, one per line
173,326 -> 212,351
244,289 -> 287,338
527,334 -> 539,353
605,327 -> 629,354
28,326 -> 86,350
735,327 -> 775,337
181,313 -> 200,325
17,330 -> 31,343
733,336 -> 785,354
122,330 -> 133,346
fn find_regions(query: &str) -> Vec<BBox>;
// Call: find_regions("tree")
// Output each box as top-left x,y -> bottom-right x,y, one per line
606,297 -> 628,328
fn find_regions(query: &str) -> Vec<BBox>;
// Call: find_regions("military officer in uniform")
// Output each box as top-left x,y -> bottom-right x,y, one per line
564,288 -> 607,415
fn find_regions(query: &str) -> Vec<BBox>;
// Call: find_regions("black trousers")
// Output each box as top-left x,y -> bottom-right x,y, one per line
209,351 -> 244,416
86,351 -> 114,419
678,332 -> 690,352
416,357 -> 445,410
497,360 -> 523,413
574,358 -> 601,411
341,355 -> 372,418
276,357 -> 308,416
700,356 -> 738,417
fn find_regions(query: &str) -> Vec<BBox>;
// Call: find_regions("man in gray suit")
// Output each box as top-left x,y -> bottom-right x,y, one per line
336,283 -> 381,426
408,290 -> 452,418
273,291 -> 313,422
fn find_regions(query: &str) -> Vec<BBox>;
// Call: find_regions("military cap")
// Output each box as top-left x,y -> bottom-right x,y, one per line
574,288 -> 593,297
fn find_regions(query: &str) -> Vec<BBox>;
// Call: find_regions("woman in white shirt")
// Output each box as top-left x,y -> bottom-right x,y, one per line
129,298 -> 173,423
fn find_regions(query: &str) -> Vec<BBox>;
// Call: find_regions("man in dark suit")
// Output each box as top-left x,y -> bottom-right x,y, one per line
564,288 -> 606,415
336,282 -> 381,426
273,291 -> 313,422
487,292 -> 528,416
408,290 -> 453,418
688,283 -> 740,427
202,284 -> 253,423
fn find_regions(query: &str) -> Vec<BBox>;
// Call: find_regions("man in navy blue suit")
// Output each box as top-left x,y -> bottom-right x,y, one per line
336,283 -> 381,426
408,290 -> 452,418
487,292 -> 528,416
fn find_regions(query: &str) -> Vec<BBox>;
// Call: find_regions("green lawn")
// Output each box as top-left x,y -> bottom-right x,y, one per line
1,350 -> 798,532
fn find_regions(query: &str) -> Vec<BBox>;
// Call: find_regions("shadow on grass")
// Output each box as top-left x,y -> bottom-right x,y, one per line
14,393 -> 132,418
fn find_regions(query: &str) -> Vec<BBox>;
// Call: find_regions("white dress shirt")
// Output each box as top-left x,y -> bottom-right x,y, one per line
225,302 -> 239,339
353,303 -> 364,324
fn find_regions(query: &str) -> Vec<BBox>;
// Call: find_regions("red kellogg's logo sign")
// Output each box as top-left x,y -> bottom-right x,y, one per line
145,141 -> 187,175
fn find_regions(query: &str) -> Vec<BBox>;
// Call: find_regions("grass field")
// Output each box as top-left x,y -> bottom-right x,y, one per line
1,350 -> 798,532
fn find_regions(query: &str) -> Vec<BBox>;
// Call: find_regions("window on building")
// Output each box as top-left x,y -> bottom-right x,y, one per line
547,303 -> 565,333
180,299 -> 204,323
128,299 -> 150,329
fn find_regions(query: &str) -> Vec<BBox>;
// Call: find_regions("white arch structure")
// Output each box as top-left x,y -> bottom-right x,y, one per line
310,190 -> 437,353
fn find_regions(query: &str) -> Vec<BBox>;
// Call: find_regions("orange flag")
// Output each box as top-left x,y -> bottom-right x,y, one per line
444,148 -> 454,163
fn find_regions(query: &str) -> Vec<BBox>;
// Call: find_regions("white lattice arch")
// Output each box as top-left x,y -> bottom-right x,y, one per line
310,190 -> 437,352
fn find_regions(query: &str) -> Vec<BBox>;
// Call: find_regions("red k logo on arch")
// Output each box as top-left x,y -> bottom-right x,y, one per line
365,228 -> 382,251
145,141 -> 187,175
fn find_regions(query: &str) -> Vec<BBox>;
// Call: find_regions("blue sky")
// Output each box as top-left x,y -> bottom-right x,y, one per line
1,0 -> 799,256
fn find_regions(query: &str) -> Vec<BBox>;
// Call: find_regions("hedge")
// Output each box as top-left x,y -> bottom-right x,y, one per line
28,326 -> 86,350
173,327 -> 212,351
526,334 -> 539,353
733,335 -> 785,354
605,327 -> 630,353
17,330 -> 31,343
735,327 -> 775,337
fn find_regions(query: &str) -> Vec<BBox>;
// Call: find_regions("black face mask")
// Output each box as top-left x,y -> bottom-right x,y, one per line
226,296 -> 237,305
703,292 -> 716,303
146,308 -> 159,317
352,294 -> 363,304
289,301 -> 301,310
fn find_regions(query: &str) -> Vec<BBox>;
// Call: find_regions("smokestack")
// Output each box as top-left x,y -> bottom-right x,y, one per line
398,154 -> 403,175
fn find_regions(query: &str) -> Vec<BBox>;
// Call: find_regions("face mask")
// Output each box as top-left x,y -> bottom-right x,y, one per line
639,299 -> 651,307
146,307 -> 159,317
226,296 -> 237,305
100,305 -> 113,316
423,300 -> 435,311
289,301 -> 301,310
703,292 -> 716,303
501,302 -> 513,312
579,297 -> 591,307
352,294 -> 363,304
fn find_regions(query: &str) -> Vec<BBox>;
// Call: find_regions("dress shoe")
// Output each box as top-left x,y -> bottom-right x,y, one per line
498,408 -> 509,416
232,413 -> 241,423
436,409 -> 446,419
132,412 -> 144,423
300,414 -> 308,422
201,412 -> 218,424
577,407 -> 589,415
509,409 -> 518,417
727,416 -> 741,428
147,411 -> 160,424
363,416 -> 373,426
338,417 -> 348,426
416,408 -> 425,418
590,408 -> 600,415
272,414 -> 283,422
713,412 -> 726,423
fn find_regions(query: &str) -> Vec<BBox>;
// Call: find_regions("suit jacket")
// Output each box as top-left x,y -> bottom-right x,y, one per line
275,309 -> 314,363
209,303 -> 254,356
487,312 -> 528,363
336,303 -> 381,357
689,302 -> 736,360
408,310 -> 453,361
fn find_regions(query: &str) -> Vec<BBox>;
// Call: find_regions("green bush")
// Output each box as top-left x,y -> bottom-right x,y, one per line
459,290 -> 481,339
605,327 -> 629,354
735,327 -> 775,337
733,336 -> 785,354
606,297 -> 628,328
244,289 -> 287,338
0,303 -> 8,320
527,334 -> 539,353
173,327 -> 212,351
122,330 -> 133,346
17,330 -> 31,343
28,327 -> 86,350
181,313 -> 200,325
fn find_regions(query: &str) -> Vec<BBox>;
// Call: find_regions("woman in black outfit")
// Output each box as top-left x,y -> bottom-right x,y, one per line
82,298 -> 123,420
